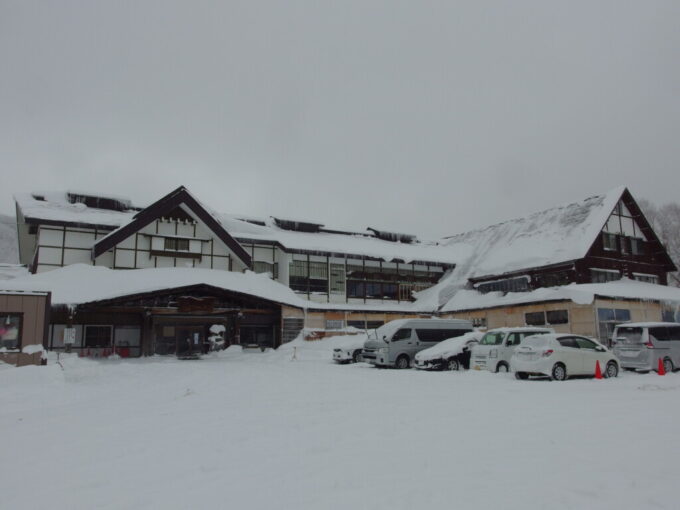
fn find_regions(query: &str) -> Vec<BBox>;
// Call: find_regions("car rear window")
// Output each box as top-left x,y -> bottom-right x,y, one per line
614,327 -> 644,345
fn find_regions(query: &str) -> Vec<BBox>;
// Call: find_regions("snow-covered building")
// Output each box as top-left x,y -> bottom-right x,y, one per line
6,184 -> 678,356
417,186 -> 678,342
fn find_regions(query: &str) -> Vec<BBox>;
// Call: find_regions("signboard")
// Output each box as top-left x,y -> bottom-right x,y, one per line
63,327 -> 76,345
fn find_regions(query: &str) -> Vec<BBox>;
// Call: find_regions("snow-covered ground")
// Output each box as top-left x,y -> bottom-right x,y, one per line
2,337 -> 679,510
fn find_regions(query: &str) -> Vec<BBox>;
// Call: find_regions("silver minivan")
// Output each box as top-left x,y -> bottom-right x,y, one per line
612,322 -> 680,373
471,327 -> 554,373
362,318 -> 473,369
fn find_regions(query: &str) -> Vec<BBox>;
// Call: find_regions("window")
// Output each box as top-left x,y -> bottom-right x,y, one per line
480,332 -> 504,345
253,261 -> 278,278
477,276 -> 529,294
347,281 -> 365,298
471,317 -> 487,328
648,326 -> 680,342
546,310 -> 569,325
347,320 -> 366,329
0,314 -> 22,350
325,320 -> 344,330
289,260 -> 327,293
164,237 -> 190,251
84,325 -> 112,348
366,321 -> 384,329
574,337 -> 599,350
602,232 -> 618,251
633,273 -> 658,284
525,312 -> 546,326
597,308 -> 630,343
506,333 -> 523,346
391,329 -> 411,342
329,264 -> 345,294
630,238 -> 645,256
590,269 -> 622,283
557,337 -> 579,349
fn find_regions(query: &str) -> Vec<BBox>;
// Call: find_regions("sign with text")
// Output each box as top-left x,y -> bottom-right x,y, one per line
63,327 -> 76,345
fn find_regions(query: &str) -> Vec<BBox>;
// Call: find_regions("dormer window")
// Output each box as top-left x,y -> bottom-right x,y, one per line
164,238 -> 190,251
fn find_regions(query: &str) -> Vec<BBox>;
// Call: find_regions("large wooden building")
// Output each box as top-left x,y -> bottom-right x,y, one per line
6,185 -> 678,356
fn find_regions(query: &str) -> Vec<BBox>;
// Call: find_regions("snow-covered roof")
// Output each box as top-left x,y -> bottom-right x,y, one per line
0,264 -> 29,281
15,190 -> 456,265
441,186 -> 625,280
441,278 -> 680,313
15,192 -> 136,229
4,264 -> 433,313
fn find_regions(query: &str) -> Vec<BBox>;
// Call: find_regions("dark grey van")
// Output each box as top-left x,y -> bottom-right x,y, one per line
362,319 -> 473,369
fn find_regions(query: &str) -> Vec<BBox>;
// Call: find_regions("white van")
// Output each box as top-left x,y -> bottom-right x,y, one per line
612,322 -> 680,373
362,318 -> 473,369
471,327 -> 554,372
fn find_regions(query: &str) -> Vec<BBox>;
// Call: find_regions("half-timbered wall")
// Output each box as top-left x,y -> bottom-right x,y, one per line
33,214 -> 250,273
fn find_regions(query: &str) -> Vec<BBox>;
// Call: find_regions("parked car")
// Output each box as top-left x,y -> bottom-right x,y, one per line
332,334 -> 370,363
362,318 -> 473,369
612,322 -> 680,373
470,327 -> 553,373
414,331 -> 483,370
512,333 -> 620,381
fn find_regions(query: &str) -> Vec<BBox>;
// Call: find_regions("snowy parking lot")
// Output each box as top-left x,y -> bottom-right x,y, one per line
2,338 -> 680,510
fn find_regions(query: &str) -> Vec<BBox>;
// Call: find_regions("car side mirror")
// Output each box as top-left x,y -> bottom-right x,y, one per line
596,346 -> 606,352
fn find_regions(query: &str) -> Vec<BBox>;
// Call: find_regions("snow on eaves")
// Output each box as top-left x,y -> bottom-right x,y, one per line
440,278 -> 680,313
2,264 -> 433,313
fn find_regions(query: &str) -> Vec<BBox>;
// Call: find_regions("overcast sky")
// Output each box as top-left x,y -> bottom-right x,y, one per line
1,1 -> 679,238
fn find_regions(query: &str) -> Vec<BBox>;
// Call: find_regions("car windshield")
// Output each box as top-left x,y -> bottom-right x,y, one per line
479,332 -> 505,345
614,327 -> 644,345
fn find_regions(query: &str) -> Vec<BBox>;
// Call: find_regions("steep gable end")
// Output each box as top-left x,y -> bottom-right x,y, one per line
92,186 -> 251,268
585,188 -> 675,271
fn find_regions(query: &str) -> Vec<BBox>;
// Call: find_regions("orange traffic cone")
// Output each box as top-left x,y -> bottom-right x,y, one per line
658,358 -> 666,376
595,360 -> 603,379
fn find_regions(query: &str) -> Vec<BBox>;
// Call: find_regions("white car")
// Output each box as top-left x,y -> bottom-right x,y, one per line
512,333 -> 620,381
332,334 -> 369,363
414,331 -> 483,370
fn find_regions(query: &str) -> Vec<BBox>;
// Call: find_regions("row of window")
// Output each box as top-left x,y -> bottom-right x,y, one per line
289,260 -> 438,299
326,320 -> 386,330
525,310 -> 569,326
590,268 -> 659,284
602,232 -> 645,255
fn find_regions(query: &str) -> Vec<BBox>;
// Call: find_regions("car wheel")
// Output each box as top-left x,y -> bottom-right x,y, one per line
515,372 -> 529,380
395,355 -> 410,369
663,358 -> 674,373
496,362 -> 509,373
352,350 -> 362,363
551,363 -> 567,381
446,358 -> 461,371
605,361 -> 619,378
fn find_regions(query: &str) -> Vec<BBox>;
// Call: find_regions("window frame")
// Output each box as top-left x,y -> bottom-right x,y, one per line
0,312 -> 23,351
84,325 -> 113,348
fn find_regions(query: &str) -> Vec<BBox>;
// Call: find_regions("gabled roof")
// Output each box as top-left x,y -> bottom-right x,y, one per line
441,186 -> 627,282
92,186 -> 252,267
